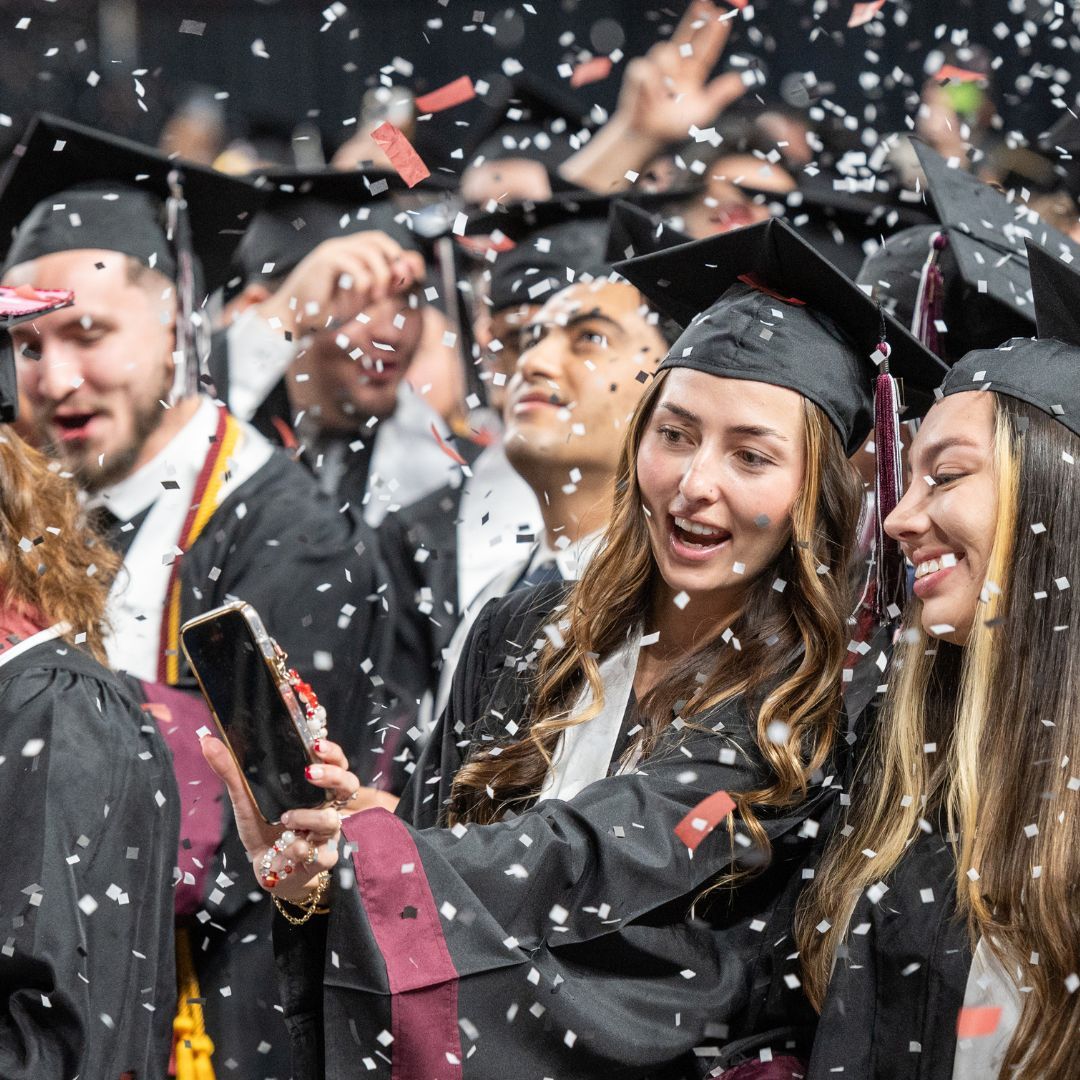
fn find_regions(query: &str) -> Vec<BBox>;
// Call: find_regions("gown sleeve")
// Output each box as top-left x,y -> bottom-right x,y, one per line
0,658 -> 179,1079
310,592 -> 833,1079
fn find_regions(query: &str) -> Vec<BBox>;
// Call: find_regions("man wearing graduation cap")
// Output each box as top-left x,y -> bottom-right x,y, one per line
858,139 -> 1080,362
0,114 -> 396,1077
214,167 -> 477,526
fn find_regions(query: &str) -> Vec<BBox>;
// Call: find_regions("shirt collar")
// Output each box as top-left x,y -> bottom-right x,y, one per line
530,527 -> 605,581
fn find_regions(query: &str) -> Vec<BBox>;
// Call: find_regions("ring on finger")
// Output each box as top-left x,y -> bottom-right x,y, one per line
305,842 -> 320,866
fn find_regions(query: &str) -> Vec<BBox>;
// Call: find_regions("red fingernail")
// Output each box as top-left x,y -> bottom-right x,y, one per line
305,765 -> 314,779
313,740 -> 322,755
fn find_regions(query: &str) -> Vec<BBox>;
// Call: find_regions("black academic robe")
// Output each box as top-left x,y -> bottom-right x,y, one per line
805,822 -> 973,1080
0,639 -> 179,1079
109,445 -> 401,1078
378,481 -> 463,705
275,582 -> 846,1079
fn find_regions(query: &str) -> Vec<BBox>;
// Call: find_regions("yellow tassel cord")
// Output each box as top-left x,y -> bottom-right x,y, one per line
173,926 -> 215,1080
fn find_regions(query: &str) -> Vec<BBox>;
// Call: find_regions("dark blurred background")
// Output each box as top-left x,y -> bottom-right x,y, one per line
0,0 -> 1074,169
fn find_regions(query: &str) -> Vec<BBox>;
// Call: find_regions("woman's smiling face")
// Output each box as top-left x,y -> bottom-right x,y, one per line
885,391 -> 999,644
636,368 -> 807,620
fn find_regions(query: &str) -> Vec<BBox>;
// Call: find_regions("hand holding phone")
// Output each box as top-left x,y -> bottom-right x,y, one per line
181,601 -> 327,824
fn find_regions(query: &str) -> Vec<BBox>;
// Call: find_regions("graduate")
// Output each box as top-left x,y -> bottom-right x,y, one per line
0,292 -> 179,1077
798,241 -> 1080,1079
206,217 -> 946,1078
0,114 -> 396,1077
213,167 -> 475,524
381,194 -> 670,739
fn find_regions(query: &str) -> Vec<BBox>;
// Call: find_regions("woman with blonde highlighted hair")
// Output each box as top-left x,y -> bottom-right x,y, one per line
799,242 -> 1080,1080
207,219 -> 946,1078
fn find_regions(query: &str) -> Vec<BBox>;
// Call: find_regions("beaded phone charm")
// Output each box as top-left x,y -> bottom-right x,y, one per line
259,657 -> 328,892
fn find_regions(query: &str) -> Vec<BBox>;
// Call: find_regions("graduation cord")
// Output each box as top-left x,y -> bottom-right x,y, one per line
157,406 -> 240,685
872,322 -> 906,621
172,927 -> 215,1080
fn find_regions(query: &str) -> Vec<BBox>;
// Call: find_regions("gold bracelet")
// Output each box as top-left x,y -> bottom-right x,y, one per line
272,871 -> 331,925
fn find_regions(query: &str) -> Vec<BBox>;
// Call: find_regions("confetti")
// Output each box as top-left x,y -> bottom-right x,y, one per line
570,57 -> 613,88
414,76 -> 476,113
847,1 -> 885,28
956,1005 -> 1002,1038
370,121 -> 430,188
675,791 -> 736,851
431,423 -> 467,466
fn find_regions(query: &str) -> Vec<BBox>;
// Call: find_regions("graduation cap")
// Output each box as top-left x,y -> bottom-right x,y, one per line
615,217 -> 950,615
234,167 -> 453,286
940,242 -> 1080,437
466,74 -> 593,176
613,217 -> 947,454
469,191 -> 681,313
0,113 -> 264,398
784,176 -> 934,279
864,140 -> 1080,362
1038,112 -> 1080,199
0,286 -> 74,423
604,200 -> 690,264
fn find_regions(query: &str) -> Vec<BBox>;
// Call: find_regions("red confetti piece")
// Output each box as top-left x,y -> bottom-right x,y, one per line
956,1005 -> 1002,1038
431,423 -> 467,466
675,790 -> 736,851
724,0 -> 750,8
370,121 -> 430,188
847,0 -> 885,28
935,64 -> 987,84
570,57 -> 613,88
415,76 -> 476,114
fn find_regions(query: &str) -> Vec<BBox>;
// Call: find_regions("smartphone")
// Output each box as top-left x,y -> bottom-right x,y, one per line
180,601 -> 325,824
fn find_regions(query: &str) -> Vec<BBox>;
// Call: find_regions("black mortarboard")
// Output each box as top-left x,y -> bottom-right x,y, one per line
235,167 -> 451,284
467,74 -> 592,175
470,192 -> 678,313
872,137 -> 1080,358
613,217 -> 948,455
0,113 -> 260,294
940,242 -> 1080,436
604,200 -> 690,264
0,286 -> 74,422
0,114 -> 264,398
784,176 -> 933,279
1038,112 -> 1080,199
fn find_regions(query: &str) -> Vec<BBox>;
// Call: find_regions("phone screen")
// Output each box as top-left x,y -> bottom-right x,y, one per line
181,608 -> 324,822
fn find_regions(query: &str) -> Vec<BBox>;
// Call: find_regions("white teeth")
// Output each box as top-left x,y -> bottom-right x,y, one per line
914,553 -> 961,580
674,516 -> 726,540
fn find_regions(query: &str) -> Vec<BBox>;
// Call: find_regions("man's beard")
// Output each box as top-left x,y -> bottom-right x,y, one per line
44,384 -> 170,494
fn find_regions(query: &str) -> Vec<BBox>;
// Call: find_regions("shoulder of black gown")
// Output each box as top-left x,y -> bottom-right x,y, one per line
179,445 -> 400,779
0,640 -> 178,1079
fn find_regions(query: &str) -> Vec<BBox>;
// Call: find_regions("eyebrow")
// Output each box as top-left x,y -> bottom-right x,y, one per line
656,405 -> 791,441
657,401 -> 701,424
914,434 -> 982,467
525,310 -> 626,339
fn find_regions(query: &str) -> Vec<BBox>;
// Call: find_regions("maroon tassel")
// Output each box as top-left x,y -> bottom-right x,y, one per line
913,231 -> 949,353
873,342 -> 905,620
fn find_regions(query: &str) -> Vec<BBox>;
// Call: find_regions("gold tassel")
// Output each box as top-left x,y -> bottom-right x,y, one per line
173,927 -> 216,1080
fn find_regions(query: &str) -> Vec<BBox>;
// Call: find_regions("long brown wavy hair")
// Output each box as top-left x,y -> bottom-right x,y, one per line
0,429 -> 118,660
798,395 -> 1080,1078
448,368 -> 864,879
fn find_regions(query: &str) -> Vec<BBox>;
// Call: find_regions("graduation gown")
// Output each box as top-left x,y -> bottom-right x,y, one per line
0,635 -> 179,1079
276,582 -> 844,1079
805,822 -> 975,1080
98,405 -> 401,1078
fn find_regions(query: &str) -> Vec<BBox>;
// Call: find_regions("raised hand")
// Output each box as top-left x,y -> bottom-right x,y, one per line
617,0 -> 748,145
255,230 -> 426,338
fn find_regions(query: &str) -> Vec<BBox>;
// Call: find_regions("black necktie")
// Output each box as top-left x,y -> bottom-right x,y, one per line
88,503 -> 153,558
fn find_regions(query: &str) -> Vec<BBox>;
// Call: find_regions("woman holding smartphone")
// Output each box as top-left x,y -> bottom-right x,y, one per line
205,219 -> 945,1078
798,242 -> 1080,1080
